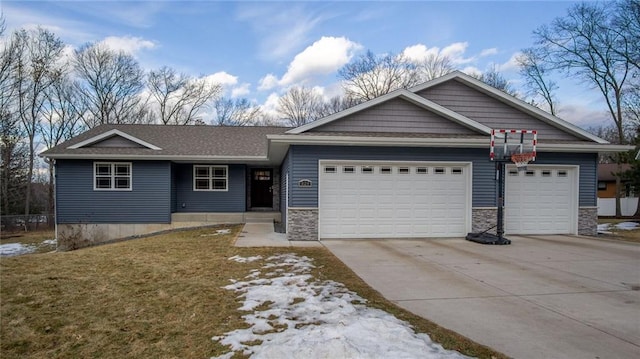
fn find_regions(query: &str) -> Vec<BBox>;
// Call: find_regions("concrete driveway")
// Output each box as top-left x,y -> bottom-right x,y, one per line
323,235 -> 640,359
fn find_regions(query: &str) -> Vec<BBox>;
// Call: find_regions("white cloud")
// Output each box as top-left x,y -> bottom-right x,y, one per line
402,44 -> 440,62
279,36 -> 361,86
497,52 -> 522,72
260,92 -> 282,118
204,71 -> 239,87
259,74 -> 280,91
401,42 -> 473,65
231,83 -> 251,98
480,48 -> 499,57
98,36 -> 156,55
461,66 -> 482,77
441,42 -> 469,62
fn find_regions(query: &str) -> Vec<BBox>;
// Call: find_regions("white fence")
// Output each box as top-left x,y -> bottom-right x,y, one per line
597,197 -> 639,216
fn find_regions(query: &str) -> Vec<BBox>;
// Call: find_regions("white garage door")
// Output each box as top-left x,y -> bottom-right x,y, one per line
319,161 -> 470,239
505,165 -> 577,234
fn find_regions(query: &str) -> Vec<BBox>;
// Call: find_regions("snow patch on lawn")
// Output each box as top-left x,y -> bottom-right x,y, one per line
213,253 -> 471,359
598,222 -> 639,234
0,243 -> 37,257
0,238 -> 57,257
229,255 -> 262,263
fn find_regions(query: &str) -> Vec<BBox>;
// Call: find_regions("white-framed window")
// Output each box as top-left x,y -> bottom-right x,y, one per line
193,165 -> 228,191
324,166 -> 336,173
398,167 -> 410,174
416,167 -> 428,174
94,162 -> 132,191
361,166 -> 374,174
343,166 -> 355,173
380,166 -> 392,174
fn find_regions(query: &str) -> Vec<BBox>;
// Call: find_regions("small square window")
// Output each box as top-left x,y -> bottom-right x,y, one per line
380,167 -> 392,174
542,170 -> 551,177
324,166 -> 336,173
452,168 -> 463,175
416,167 -> 427,174
398,167 -> 410,174
598,181 -> 607,190
557,170 -> 567,177
434,167 -> 445,174
508,169 -> 519,176
361,166 -> 373,174
343,166 -> 355,173
94,162 -> 131,191
525,170 -> 536,177
194,165 -> 228,191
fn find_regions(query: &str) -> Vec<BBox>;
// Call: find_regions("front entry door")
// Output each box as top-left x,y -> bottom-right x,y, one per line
251,169 -> 273,208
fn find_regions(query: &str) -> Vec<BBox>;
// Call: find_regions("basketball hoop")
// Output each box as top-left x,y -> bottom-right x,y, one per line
511,152 -> 535,171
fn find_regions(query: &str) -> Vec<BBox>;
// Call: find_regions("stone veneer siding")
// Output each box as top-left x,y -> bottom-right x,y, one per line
471,208 -> 498,235
287,208 -> 318,241
578,207 -> 598,236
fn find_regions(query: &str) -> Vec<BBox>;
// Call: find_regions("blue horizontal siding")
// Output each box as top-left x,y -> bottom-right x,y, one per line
288,145 -> 598,208
56,160 -> 171,223
280,152 -> 291,224
173,164 -> 246,212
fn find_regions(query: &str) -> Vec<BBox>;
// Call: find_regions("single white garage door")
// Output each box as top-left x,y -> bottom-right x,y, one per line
505,165 -> 578,234
319,161 -> 470,239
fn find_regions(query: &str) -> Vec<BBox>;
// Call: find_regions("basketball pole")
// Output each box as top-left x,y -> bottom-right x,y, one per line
495,159 -> 510,244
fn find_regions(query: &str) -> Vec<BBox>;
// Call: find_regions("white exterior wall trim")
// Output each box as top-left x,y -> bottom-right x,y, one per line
68,129 -> 162,150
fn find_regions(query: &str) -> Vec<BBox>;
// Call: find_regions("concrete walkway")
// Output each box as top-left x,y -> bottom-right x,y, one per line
234,223 -> 322,247
323,235 -> 640,359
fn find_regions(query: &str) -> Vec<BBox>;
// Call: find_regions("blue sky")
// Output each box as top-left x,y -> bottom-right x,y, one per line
2,0 -> 611,129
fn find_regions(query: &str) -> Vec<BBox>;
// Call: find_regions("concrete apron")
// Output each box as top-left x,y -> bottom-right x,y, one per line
234,223 -> 322,248
323,235 -> 640,359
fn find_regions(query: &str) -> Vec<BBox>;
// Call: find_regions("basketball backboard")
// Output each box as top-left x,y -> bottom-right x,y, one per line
490,129 -> 537,164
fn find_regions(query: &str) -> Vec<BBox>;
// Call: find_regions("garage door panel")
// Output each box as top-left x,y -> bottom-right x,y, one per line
320,162 -> 469,239
506,165 -> 576,235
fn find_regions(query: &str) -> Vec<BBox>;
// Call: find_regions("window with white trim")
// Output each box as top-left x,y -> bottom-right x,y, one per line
194,165 -> 228,191
94,162 -> 132,190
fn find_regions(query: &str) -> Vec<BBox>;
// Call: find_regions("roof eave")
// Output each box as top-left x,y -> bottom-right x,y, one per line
41,153 -> 270,163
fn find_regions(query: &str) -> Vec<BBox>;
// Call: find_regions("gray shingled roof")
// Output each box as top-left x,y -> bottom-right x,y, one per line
41,124 -> 291,158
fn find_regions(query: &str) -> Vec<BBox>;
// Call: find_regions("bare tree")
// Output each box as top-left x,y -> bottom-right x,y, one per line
339,50 -> 419,102
12,28 -> 65,219
517,48 -> 559,115
42,71 -> 84,216
277,86 -> 323,127
534,2 -> 635,144
212,97 -> 261,126
471,65 -> 518,97
0,116 -> 29,215
74,43 -> 147,127
533,1 -> 639,217
415,53 -> 456,82
147,66 -> 221,125
613,0 -> 640,71
316,95 -> 361,118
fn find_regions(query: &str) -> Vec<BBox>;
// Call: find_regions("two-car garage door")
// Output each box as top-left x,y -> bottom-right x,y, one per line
319,161 -> 470,238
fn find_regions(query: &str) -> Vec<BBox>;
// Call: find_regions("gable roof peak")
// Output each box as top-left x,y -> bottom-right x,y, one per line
67,128 -> 162,150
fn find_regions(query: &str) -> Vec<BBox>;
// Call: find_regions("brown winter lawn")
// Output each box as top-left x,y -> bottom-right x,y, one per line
1,225 -> 505,359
